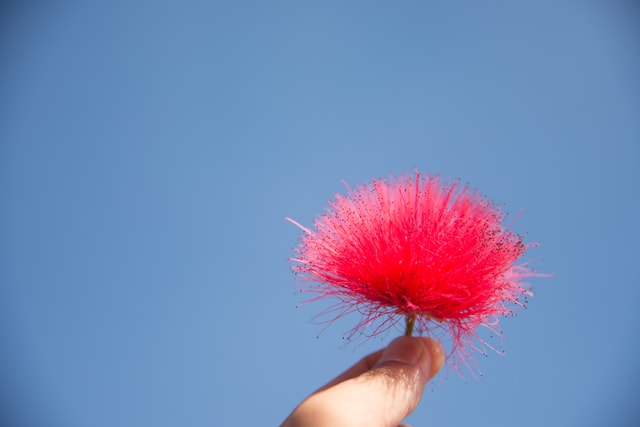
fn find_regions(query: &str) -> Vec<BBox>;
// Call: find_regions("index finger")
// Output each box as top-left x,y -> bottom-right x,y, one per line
314,347 -> 385,392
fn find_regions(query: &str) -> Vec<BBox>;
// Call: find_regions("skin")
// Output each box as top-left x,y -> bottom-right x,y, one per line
281,336 -> 445,427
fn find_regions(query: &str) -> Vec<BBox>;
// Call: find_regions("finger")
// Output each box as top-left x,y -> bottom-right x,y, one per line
315,348 -> 385,392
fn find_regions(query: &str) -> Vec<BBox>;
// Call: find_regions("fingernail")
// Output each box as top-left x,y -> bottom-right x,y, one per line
378,336 -> 423,365
377,336 -> 445,380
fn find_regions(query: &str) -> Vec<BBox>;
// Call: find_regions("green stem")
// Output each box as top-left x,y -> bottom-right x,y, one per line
405,314 -> 416,336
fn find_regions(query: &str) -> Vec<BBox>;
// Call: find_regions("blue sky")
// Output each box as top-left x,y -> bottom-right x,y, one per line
1,1 -> 639,426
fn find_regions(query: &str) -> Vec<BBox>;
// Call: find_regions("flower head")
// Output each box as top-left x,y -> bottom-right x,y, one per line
287,171 -> 538,373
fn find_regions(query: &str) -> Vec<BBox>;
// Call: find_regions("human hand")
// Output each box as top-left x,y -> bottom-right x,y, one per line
281,336 -> 445,427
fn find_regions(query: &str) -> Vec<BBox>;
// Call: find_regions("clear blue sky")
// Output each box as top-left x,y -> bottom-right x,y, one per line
1,1 -> 639,426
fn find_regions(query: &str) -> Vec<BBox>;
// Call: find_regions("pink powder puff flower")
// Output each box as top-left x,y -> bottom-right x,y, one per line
287,171 -> 539,374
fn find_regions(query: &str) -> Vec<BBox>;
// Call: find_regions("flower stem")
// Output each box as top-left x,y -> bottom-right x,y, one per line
405,314 -> 416,336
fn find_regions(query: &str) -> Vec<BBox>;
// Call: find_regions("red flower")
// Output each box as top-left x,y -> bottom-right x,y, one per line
287,172 -> 538,374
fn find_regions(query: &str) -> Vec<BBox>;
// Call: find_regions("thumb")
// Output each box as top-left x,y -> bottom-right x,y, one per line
359,336 -> 445,426
291,336 -> 445,427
